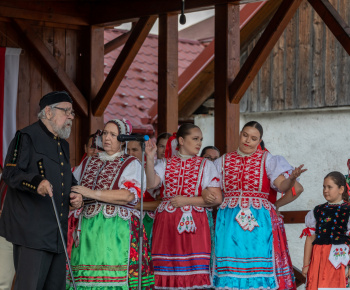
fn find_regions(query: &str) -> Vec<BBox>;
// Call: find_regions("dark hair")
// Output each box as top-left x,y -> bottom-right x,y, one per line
176,123 -> 200,143
324,171 -> 349,202
259,140 -> 265,150
242,121 -> 263,139
156,132 -> 171,145
85,134 -> 95,147
200,146 -> 220,157
129,133 -> 143,147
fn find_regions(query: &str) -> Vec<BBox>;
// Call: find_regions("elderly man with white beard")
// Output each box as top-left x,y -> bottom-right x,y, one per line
0,91 -> 83,290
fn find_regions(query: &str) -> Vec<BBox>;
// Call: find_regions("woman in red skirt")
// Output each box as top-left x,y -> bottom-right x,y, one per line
145,123 -> 222,289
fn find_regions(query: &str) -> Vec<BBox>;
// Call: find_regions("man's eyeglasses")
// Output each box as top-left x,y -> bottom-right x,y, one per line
54,107 -> 75,117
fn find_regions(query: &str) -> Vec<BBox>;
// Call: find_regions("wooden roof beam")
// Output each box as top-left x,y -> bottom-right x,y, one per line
178,41 -> 215,118
178,1 -> 276,118
90,0 -> 260,26
147,1 -> 278,121
12,19 -> 88,116
0,5 -> 88,26
229,0 -> 303,104
308,0 -> 350,55
104,31 -> 132,55
92,16 -> 157,116
104,23 -> 136,55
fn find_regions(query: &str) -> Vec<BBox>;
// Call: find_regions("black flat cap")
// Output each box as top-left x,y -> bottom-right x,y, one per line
39,91 -> 73,110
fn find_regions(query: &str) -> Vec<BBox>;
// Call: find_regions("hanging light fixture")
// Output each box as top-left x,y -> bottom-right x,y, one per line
179,0 -> 186,25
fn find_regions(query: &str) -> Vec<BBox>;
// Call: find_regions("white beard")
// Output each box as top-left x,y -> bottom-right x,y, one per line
50,119 -> 72,139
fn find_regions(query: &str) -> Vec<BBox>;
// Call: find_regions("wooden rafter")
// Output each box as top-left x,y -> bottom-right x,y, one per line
240,0 -> 283,51
146,1 -> 278,121
178,41 -> 214,118
178,1 -> 274,118
12,19 -> 88,116
308,0 -> 350,55
90,0 -> 248,26
92,16 -> 157,116
104,23 -> 136,55
104,30 -> 132,55
0,5 -> 88,26
229,0 -> 303,104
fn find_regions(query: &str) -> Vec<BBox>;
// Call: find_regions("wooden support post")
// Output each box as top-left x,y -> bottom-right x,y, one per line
77,26 -> 105,163
89,26 -> 105,134
214,4 -> 240,154
308,0 -> 350,55
229,0 -> 303,104
158,13 -> 178,134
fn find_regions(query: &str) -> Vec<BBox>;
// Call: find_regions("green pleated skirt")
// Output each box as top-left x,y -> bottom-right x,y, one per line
66,210 -> 154,289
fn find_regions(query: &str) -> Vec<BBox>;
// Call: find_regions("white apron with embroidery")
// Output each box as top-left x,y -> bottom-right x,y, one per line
329,244 -> 350,269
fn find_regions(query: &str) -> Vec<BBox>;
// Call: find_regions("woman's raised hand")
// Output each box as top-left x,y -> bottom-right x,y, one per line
145,139 -> 157,159
290,164 -> 307,180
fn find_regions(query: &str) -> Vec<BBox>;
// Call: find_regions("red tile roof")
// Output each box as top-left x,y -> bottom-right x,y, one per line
103,29 -> 205,135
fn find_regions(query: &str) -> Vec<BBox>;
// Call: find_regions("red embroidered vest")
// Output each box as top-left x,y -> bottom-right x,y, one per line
157,156 -> 206,214
220,149 -> 272,210
79,155 -> 137,220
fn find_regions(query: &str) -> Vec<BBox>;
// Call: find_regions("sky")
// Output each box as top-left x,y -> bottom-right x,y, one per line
115,10 -> 215,35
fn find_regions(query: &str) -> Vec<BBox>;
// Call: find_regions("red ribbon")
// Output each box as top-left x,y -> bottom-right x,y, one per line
165,133 -> 177,158
299,227 -> 316,238
123,181 -> 143,198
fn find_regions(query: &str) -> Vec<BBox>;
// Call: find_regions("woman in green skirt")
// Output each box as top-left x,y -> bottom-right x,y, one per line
66,119 -> 154,289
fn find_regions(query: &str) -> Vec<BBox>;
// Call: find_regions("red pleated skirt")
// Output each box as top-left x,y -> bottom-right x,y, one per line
151,209 -> 211,289
306,244 -> 346,290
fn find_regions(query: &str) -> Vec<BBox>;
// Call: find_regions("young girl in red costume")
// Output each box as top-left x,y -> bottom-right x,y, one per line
301,171 -> 350,289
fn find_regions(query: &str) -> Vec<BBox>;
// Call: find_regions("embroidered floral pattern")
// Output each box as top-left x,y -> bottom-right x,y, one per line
177,211 -> 196,233
235,209 -> 259,231
128,215 -> 155,289
329,244 -> 350,269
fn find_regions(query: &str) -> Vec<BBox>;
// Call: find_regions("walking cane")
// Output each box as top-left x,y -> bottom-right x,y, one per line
138,138 -> 148,290
50,195 -> 77,290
